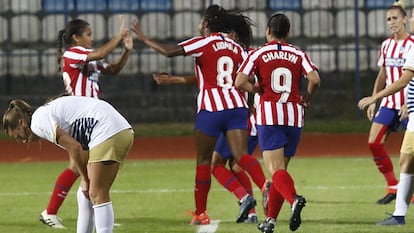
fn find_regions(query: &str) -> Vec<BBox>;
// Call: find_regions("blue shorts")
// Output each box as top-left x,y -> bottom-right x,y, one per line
195,108 -> 248,137
256,125 -> 301,157
215,134 -> 258,159
373,107 -> 407,131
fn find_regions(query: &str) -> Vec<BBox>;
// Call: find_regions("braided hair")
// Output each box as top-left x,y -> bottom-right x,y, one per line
56,19 -> 90,72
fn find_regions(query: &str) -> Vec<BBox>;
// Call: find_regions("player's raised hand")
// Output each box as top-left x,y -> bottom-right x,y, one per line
131,17 -> 148,42
118,15 -> 128,36
123,30 -> 133,51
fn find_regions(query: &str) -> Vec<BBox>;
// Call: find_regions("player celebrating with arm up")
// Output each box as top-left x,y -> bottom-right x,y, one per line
236,13 -> 320,233
132,5 -> 268,224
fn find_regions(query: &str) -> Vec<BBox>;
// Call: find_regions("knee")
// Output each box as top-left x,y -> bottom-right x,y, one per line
368,142 -> 384,154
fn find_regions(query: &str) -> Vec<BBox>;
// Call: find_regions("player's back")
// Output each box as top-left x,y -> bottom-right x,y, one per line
252,41 -> 309,104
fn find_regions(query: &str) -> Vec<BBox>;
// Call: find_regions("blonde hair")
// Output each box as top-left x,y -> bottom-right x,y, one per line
393,0 -> 405,9
388,0 -> 407,17
2,99 -> 36,132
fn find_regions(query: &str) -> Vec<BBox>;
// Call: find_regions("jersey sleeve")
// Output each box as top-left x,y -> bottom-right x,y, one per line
301,52 -> 318,76
403,45 -> 414,72
31,107 -> 59,144
178,36 -> 207,57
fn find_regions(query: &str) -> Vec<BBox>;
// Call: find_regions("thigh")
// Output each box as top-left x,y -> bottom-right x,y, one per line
88,161 -> 119,204
214,133 -> 232,159
226,129 -> 248,159
195,129 -> 217,165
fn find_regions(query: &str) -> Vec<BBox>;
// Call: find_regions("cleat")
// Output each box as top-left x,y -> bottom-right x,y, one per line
237,195 -> 257,223
258,217 -> 275,233
188,211 -> 211,225
290,195 -> 306,231
245,214 -> 258,224
262,180 -> 271,216
376,215 -> 405,226
377,193 -> 396,205
39,210 -> 66,229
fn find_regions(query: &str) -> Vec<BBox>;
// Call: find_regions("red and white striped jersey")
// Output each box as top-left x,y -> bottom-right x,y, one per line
179,33 -> 248,112
62,46 -> 109,98
238,40 -> 318,127
377,35 -> 414,109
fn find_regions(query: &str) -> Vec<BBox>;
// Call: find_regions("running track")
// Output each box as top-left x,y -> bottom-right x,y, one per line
0,133 -> 404,163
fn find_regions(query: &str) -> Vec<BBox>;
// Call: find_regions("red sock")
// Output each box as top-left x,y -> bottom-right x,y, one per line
238,154 -> 266,190
195,165 -> 211,215
272,170 -> 296,205
267,182 -> 284,219
234,169 -> 253,196
368,142 -> 398,186
212,165 -> 248,200
47,168 -> 78,214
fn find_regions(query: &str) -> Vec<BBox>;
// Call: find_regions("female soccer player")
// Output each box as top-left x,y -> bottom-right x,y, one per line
236,13 -> 320,233
358,6 -> 414,227
364,1 -> 414,205
3,96 -> 134,233
132,5 -> 268,225
40,15 -> 132,228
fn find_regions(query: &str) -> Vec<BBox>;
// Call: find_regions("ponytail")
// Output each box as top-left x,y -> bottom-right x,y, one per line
3,99 -> 36,132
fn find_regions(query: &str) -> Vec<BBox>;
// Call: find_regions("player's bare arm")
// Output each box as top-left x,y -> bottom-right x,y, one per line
87,15 -> 128,61
301,70 -> 321,108
358,69 -> 414,110
153,73 -> 197,85
131,18 -> 184,57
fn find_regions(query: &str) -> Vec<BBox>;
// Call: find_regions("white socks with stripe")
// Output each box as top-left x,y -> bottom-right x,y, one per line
76,187 -> 114,233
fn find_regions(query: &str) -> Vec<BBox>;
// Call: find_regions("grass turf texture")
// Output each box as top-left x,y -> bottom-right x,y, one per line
0,157 -> 412,233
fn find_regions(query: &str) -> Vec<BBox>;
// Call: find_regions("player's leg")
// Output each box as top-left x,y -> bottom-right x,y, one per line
87,129 -> 133,232
377,131 -> 414,225
40,157 -> 80,228
227,128 -> 267,191
211,145 -> 255,223
368,108 -> 400,204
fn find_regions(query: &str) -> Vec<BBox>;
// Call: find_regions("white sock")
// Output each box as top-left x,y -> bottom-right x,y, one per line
393,173 -> 414,216
76,187 -> 94,233
93,201 -> 114,233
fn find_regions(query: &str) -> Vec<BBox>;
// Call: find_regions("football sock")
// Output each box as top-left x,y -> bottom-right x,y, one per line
234,169 -> 253,196
47,168 -> 79,214
394,173 -> 414,216
238,154 -> 266,190
368,142 -> 398,186
195,164 -> 211,215
272,170 -> 296,205
267,182 -> 284,219
212,165 -> 248,200
93,201 -> 114,233
76,187 -> 94,233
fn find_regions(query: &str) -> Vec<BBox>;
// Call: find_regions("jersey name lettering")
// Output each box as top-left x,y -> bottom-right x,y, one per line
262,51 -> 298,64
212,41 -> 238,54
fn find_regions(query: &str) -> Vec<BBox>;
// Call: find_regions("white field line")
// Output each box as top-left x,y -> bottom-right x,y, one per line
0,185 -> 385,197
196,220 -> 220,233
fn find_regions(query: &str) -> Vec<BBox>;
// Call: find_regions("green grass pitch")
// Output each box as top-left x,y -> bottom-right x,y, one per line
0,156 -> 412,233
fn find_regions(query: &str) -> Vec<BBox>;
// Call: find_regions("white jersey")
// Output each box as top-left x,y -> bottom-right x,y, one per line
31,96 -> 131,150
377,36 -> 414,109
401,44 -> 414,131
